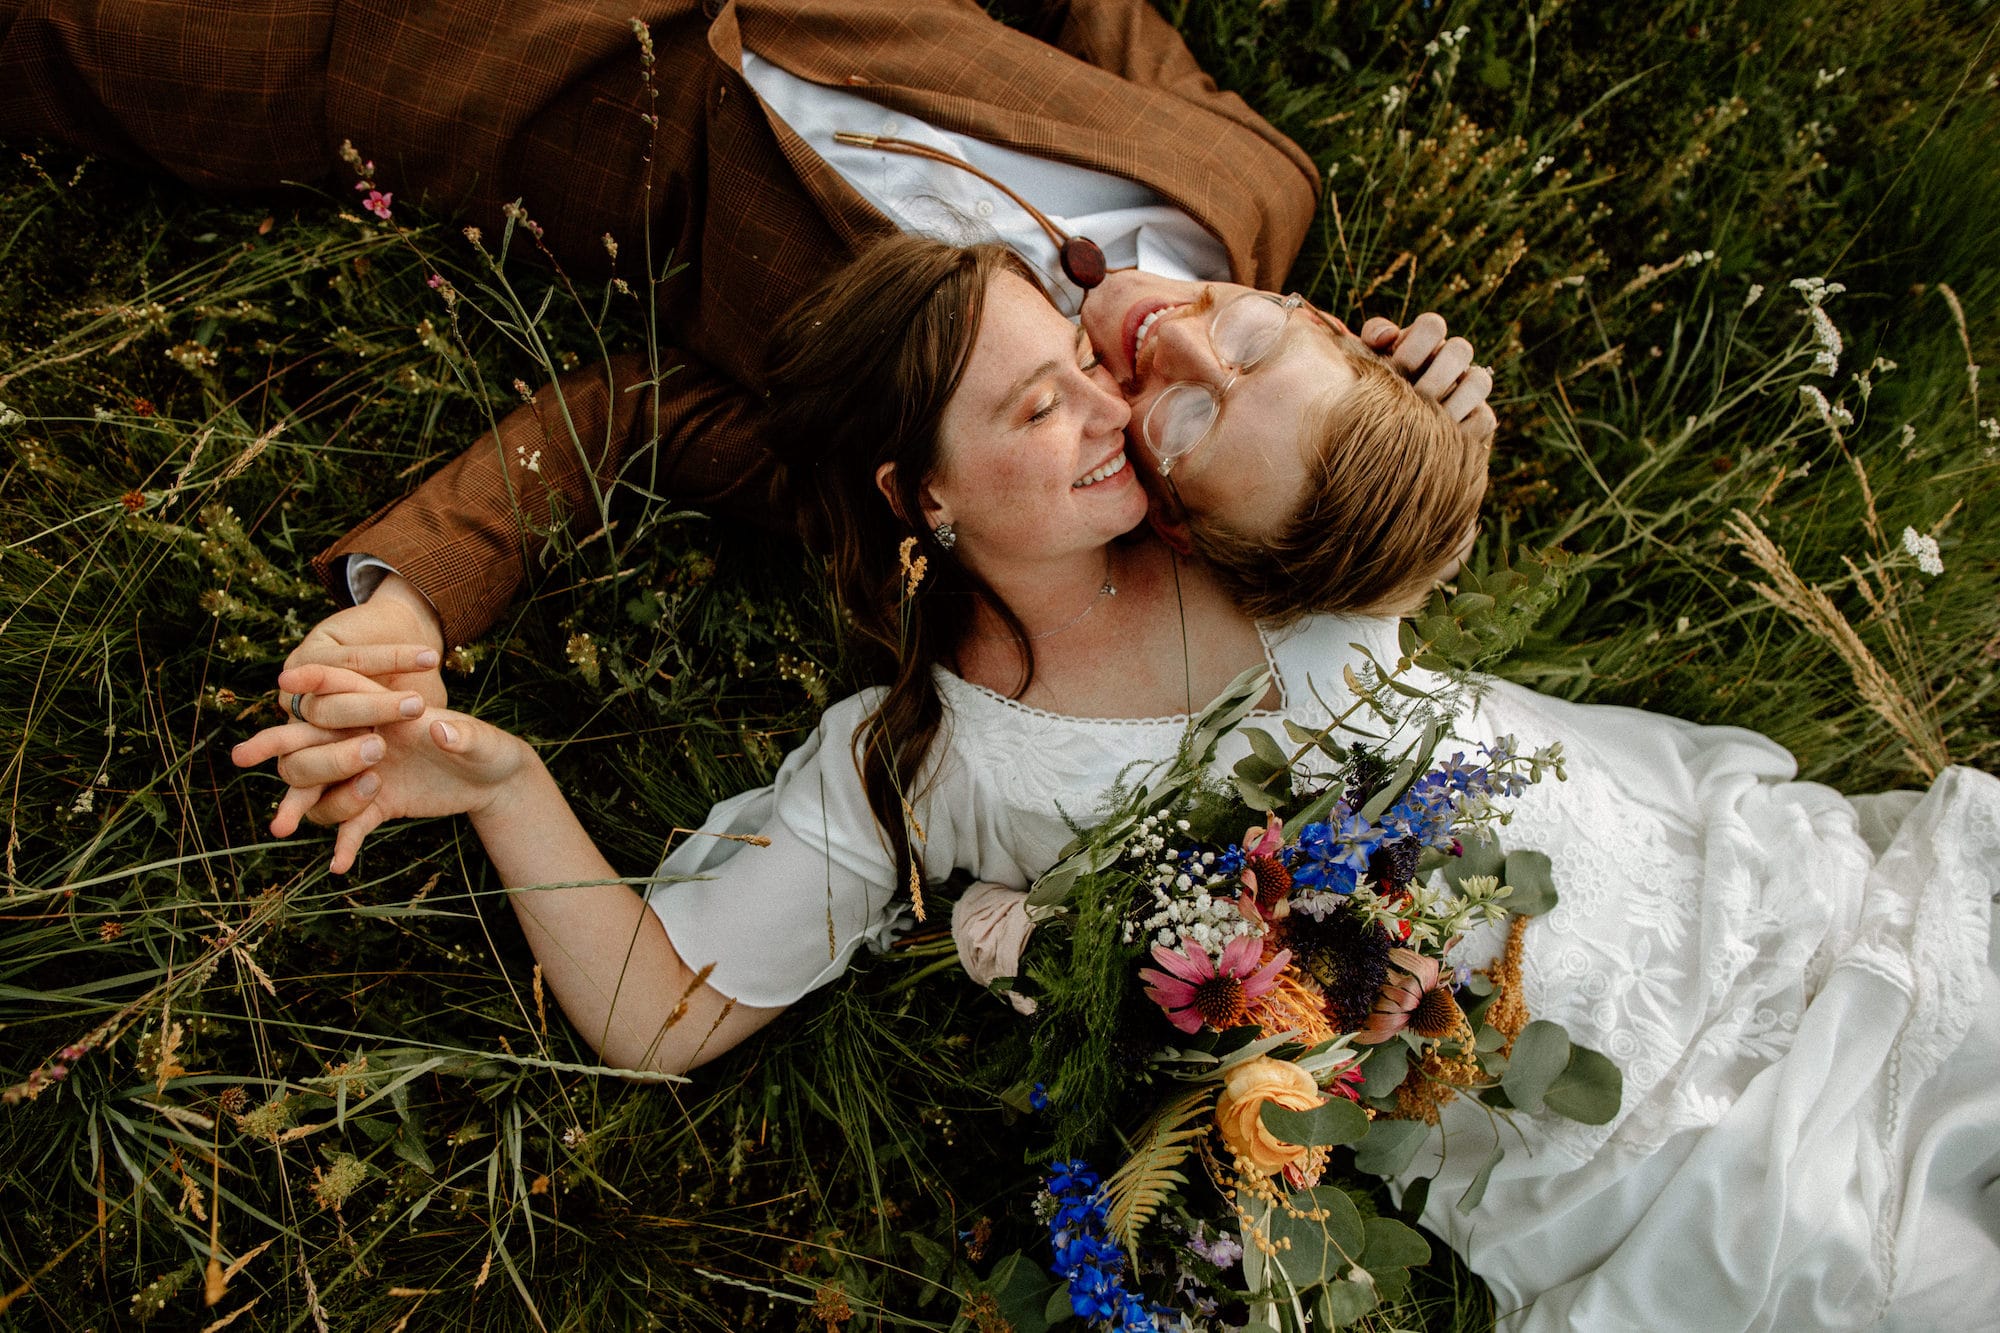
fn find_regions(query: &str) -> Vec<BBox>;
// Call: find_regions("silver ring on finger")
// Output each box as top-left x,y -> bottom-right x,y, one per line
290,691 -> 311,724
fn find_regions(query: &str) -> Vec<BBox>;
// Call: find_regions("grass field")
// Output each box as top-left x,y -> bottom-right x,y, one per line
2,1 -> 1995,1328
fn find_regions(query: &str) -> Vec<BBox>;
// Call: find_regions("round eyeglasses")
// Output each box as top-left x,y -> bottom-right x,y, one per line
1141,292 -> 1307,477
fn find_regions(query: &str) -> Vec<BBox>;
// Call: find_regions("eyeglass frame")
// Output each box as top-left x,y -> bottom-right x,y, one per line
1141,291 -> 1313,479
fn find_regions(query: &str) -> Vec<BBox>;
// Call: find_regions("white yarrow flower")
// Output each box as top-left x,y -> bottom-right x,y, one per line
1901,527 -> 1943,577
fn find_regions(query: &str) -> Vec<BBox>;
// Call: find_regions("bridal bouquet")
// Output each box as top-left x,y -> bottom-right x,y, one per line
973,639 -> 1622,1332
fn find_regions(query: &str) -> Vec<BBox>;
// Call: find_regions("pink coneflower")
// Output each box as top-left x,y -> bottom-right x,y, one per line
1238,813 -> 1293,918
1353,947 -> 1464,1045
1141,935 -> 1291,1034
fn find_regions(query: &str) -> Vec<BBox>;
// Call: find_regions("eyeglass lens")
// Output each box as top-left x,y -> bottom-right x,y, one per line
1145,295 -> 1293,466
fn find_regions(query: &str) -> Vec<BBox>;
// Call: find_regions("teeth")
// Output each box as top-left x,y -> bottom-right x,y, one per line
1072,451 -> 1129,489
1133,304 -> 1185,359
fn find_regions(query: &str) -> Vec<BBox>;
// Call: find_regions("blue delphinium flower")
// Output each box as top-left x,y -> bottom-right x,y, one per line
1042,1160 -> 1165,1331
1290,802 -> 1385,892
1029,1082 -> 1050,1112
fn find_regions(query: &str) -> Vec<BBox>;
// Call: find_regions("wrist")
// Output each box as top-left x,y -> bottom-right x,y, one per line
468,738 -> 553,825
372,574 -> 447,653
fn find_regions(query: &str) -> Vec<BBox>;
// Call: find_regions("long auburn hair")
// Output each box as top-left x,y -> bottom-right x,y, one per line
764,235 -> 1039,894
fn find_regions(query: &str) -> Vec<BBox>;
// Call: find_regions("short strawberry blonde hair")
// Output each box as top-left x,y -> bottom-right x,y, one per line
1186,338 -> 1489,622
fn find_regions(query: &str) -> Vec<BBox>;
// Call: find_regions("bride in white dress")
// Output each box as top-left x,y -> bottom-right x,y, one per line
239,235 -> 1999,1330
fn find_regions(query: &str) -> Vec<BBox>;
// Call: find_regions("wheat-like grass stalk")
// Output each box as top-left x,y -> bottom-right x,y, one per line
1724,510 -> 1949,778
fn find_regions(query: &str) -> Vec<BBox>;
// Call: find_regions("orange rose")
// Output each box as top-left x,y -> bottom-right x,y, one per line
1214,1057 -> 1322,1177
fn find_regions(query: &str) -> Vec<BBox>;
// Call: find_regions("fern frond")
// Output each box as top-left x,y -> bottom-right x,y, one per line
1104,1086 -> 1216,1256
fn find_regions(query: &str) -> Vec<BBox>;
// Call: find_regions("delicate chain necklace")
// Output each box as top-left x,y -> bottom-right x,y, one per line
990,553 -> 1118,643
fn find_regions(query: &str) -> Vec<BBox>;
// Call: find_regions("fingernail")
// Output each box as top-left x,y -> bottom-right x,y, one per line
416,649 -> 440,668
438,721 -> 460,746
399,695 -> 423,718
357,773 -> 381,797
360,736 -> 386,763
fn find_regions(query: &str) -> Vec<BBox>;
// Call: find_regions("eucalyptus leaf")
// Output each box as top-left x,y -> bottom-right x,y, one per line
1503,849 -> 1559,915
1233,753 -> 1282,784
1244,726 -> 1287,769
1260,1096 -> 1370,1150
1284,718 -> 1324,747
1457,1140 -> 1506,1213
1316,1277 -> 1380,1326
1398,1174 -> 1432,1223
1357,1041 -> 1409,1099
1442,836 -> 1507,890
1268,1186 -> 1364,1288
1500,1021 -> 1572,1115
1232,775 -> 1281,811
1543,1044 -> 1623,1125
1352,1116 -> 1427,1178
1360,1216 -> 1431,1271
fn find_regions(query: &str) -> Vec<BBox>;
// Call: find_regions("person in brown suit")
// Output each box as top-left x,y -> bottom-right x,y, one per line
4,0 -> 1490,827
2,0 -> 1485,623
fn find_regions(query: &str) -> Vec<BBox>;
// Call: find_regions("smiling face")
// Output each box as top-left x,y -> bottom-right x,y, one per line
1080,269 -> 1368,536
910,271 -> 1148,579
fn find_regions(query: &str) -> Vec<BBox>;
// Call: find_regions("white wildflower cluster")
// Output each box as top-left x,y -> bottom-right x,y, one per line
1119,810 -> 1262,959
1901,527 -> 1944,577
1981,417 -> 2000,441
1423,25 -> 1471,56
1121,807 -> 1188,863
0,404 -> 26,428
1531,154 -> 1555,176
1789,276 -> 1846,306
1814,65 -> 1847,88
1807,304 -> 1843,375
1381,85 -> 1406,114
1799,383 -> 1854,431
1682,249 -> 1716,269
1742,282 -> 1765,310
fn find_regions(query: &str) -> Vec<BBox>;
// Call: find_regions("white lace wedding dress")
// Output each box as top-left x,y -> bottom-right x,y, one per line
650,615 -> 2000,1330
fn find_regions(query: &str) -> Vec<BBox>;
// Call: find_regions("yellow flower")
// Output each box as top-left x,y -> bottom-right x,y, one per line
1214,1056 -> 1321,1177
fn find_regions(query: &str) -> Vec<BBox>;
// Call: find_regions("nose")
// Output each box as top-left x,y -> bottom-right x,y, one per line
1142,307 -> 1224,389
1085,365 -> 1132,435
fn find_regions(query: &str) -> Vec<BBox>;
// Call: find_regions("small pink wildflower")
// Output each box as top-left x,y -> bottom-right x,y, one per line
360,190 -> 393,221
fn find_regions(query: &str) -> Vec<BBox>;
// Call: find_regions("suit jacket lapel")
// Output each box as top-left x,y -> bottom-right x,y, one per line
728,0 -> 1317,289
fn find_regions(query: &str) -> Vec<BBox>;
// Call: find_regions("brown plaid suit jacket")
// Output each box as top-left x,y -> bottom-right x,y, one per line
0,0 -> 1320,644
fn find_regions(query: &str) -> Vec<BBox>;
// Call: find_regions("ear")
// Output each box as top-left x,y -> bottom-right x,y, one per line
876,461 -> 950,532
1147,503 -> 1194,557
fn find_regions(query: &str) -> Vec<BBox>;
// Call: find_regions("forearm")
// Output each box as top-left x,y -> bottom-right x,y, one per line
314,351 -> 788,647
471,754 -> 775,1073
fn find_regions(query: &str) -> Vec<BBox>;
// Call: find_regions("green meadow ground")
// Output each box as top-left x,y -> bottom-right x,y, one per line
2,1 -> 1995,1328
